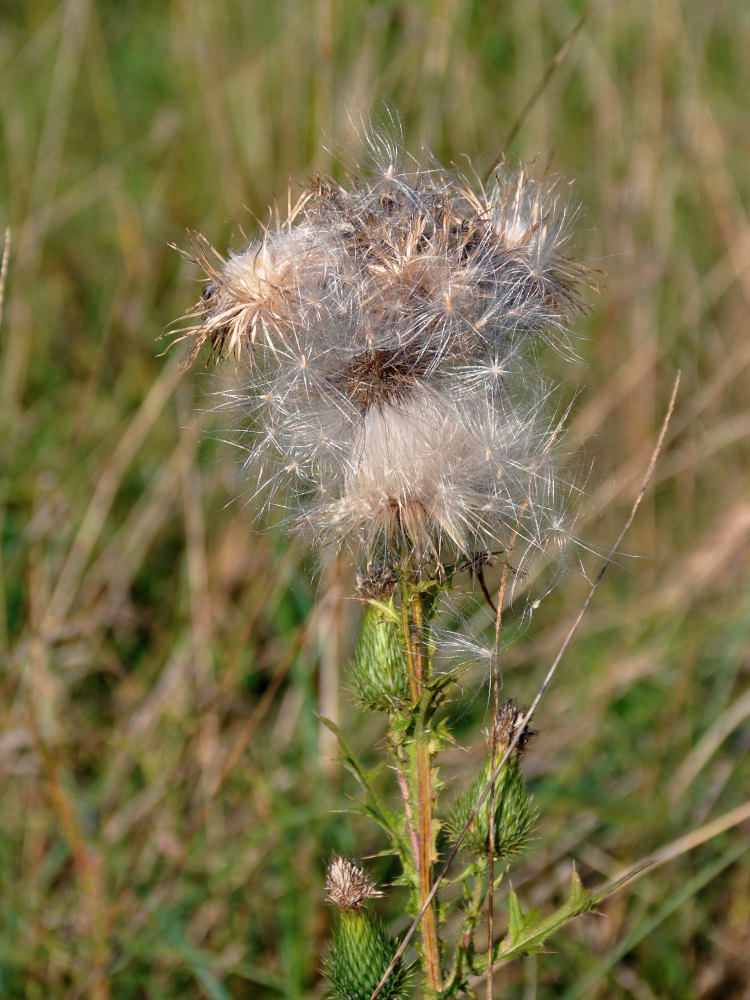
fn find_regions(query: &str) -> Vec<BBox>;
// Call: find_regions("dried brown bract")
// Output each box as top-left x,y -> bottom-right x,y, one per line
325,855 -> 384,912
487,699 -> 537,757
355,563 -> 399,601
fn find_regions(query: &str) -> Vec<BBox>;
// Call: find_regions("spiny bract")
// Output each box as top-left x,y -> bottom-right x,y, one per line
173,119 -> 589,568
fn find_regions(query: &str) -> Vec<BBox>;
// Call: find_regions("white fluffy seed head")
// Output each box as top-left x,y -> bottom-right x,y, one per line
172,121 -> 592,569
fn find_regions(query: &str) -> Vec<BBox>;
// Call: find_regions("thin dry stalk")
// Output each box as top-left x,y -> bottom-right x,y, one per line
484,0 -> 601,175
369,373 -> 681,1000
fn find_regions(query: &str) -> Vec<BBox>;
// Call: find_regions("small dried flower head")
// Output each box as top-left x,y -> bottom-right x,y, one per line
173,116 -> 590,568
355,563 -> 398,601
487,699 -> 536,757
446,708 -> 538,858
325,855 -> 384,911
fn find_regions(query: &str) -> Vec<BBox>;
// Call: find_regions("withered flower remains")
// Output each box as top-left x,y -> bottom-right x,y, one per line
174,122 -> 588,566
325,855 -> 384,912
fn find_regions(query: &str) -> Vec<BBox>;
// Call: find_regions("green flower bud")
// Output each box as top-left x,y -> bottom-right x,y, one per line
445,741 -> 537,860
323,856 -> 409,1000
349,600 -> 410,713
325,910 -> 409,1000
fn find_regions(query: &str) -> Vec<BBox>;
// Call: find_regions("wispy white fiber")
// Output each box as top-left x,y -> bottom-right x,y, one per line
173,119 -> 591,568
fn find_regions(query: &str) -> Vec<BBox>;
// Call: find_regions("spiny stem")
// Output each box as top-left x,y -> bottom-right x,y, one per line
399,588 -> 420,704
415,733 -> 442,991
399,578 -> 442,992
394,754 -> 420,864
410,585 -> 426,688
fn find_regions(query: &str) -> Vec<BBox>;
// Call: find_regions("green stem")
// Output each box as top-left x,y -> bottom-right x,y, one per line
399,577 -> 443,993
416,731 -> 442,992
399,580 -> 420,703
444,863 -> 488,994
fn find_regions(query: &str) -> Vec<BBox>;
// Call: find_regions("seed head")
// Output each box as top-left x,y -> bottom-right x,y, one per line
172,119 -> 591,568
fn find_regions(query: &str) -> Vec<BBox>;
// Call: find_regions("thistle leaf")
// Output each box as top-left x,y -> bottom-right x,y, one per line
493,870 -> 596,965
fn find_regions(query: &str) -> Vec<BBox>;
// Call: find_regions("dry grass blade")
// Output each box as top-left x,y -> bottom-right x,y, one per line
0,227 -> 9,325
600,798 -> 750,898
39,360 -> 184,631
0,226 -> 11,656
484,0 -> 600,178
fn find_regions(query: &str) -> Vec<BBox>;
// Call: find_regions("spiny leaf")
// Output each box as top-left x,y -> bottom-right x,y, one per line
318,715 -> 411,858
362,597 -> 401,625
591,861 -> 655,906
493,870 -> 596,965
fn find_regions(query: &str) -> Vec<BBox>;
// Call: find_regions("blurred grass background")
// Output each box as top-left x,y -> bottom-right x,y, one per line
1,0 -> 749,997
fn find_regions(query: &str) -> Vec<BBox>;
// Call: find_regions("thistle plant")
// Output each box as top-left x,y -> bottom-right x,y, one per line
172,117 -> 630,997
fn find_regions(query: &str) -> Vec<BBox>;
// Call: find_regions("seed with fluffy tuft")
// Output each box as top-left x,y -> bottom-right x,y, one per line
172,120 -> 591,566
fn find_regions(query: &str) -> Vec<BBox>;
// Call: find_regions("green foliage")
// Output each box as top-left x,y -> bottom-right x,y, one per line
495,871 -> 594,965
